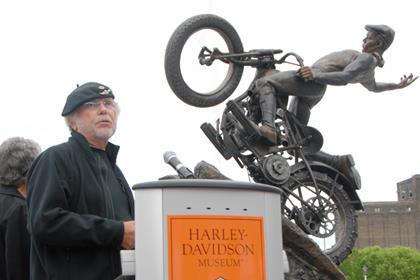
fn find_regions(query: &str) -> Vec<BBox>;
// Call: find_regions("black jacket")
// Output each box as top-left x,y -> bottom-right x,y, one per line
0,185 -> 30,280
26,132 -> 135,280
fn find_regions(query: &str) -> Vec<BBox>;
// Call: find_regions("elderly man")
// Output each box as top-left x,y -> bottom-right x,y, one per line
26,82 -> 135,280
0,137 -> 41,280
253,24 -> 417,188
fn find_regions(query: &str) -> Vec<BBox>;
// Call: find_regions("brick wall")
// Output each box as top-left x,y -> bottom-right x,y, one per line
355,175 -> 420,250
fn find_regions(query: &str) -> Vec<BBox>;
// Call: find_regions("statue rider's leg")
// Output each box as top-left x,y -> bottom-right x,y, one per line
254,70 -> 325,143
285,87 -> 361,188
259,86 -> 277,128
306,151 -> 362,189
253,81 -> 278,144
288,96 -> 311,125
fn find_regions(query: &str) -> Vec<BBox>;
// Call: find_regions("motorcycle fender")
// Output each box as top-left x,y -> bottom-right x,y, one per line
291,161 -> 364,211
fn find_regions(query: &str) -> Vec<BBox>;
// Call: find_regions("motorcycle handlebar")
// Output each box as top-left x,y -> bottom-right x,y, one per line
198,47 -> 304,68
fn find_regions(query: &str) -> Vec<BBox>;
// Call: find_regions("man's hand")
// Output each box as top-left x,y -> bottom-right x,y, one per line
397,73 -> 418,89
121,221 -> 135,249
297,66 -> 315,81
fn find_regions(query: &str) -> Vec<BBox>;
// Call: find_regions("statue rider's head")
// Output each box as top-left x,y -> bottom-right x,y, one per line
363,24 -> 395,55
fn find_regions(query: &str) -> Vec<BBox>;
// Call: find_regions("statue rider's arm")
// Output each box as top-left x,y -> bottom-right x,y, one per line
361,73 -> 418,92
361,79 -> 398,92
310,53 -> 377,86
299,53 -> 417,90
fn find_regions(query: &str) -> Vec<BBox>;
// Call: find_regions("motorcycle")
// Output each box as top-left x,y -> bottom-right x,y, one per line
164,14 -> 363,264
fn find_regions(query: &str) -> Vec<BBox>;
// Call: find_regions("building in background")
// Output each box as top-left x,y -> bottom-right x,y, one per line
355,175 -> 420,250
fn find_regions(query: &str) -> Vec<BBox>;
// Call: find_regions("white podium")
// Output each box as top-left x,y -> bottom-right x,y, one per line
130,179 -> 286,280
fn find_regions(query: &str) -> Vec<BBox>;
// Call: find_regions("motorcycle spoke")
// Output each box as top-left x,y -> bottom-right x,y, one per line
326,181 -> 340,202
289,177 -> 318,197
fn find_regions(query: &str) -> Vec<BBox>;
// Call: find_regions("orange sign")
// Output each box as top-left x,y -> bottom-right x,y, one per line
167,215 -> 266,280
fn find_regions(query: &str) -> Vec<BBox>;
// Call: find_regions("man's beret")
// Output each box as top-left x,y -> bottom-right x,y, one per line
365,24 -> 395,52
61,82 -> 115,116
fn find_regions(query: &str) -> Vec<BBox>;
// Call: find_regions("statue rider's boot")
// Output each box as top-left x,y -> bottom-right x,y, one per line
255,86 -> 277,144
306,151 -> 362,189
249,121 -> 277,144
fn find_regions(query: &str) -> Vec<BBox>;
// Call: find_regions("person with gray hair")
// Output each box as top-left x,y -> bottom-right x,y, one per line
26,82 -> 135,280
0,137 -> 41,280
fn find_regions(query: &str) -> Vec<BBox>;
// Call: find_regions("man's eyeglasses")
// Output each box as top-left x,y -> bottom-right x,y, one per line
83,100 -> 117,110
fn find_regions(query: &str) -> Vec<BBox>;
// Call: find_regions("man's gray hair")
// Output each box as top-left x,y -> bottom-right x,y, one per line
64,112 -> 77,131
0,137 -> 41,186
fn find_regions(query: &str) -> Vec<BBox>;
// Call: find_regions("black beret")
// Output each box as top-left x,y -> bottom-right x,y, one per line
61,82 -> 115,116
365,24 -> 395,52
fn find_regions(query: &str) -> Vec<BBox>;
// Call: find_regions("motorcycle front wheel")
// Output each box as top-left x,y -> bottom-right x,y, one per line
282,170 -> 358,264
164,14 -> 244,107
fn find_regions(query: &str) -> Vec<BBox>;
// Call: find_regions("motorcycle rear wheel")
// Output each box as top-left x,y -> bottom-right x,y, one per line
165,14 -> 244,107
282,170 -> 358,264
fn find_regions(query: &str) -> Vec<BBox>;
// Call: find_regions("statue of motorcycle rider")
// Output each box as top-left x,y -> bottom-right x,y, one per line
253,24 -> 417,188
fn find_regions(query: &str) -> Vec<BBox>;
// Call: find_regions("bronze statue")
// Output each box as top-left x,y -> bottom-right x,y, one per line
164,14 -> 417,264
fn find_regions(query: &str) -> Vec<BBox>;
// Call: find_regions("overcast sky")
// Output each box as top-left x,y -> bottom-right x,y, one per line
0,0 -> 418,202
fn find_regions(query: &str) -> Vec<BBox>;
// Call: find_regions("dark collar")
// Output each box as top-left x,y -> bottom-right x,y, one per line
70,131 -> 120,164
0,184 -> 24,199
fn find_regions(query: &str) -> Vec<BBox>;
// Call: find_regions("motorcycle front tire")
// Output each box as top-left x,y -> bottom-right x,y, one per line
283,170 -> 358,265
164,14 -> 244,107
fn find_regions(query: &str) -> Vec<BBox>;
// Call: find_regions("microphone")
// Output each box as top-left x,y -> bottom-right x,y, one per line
163,151 -> 194,179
